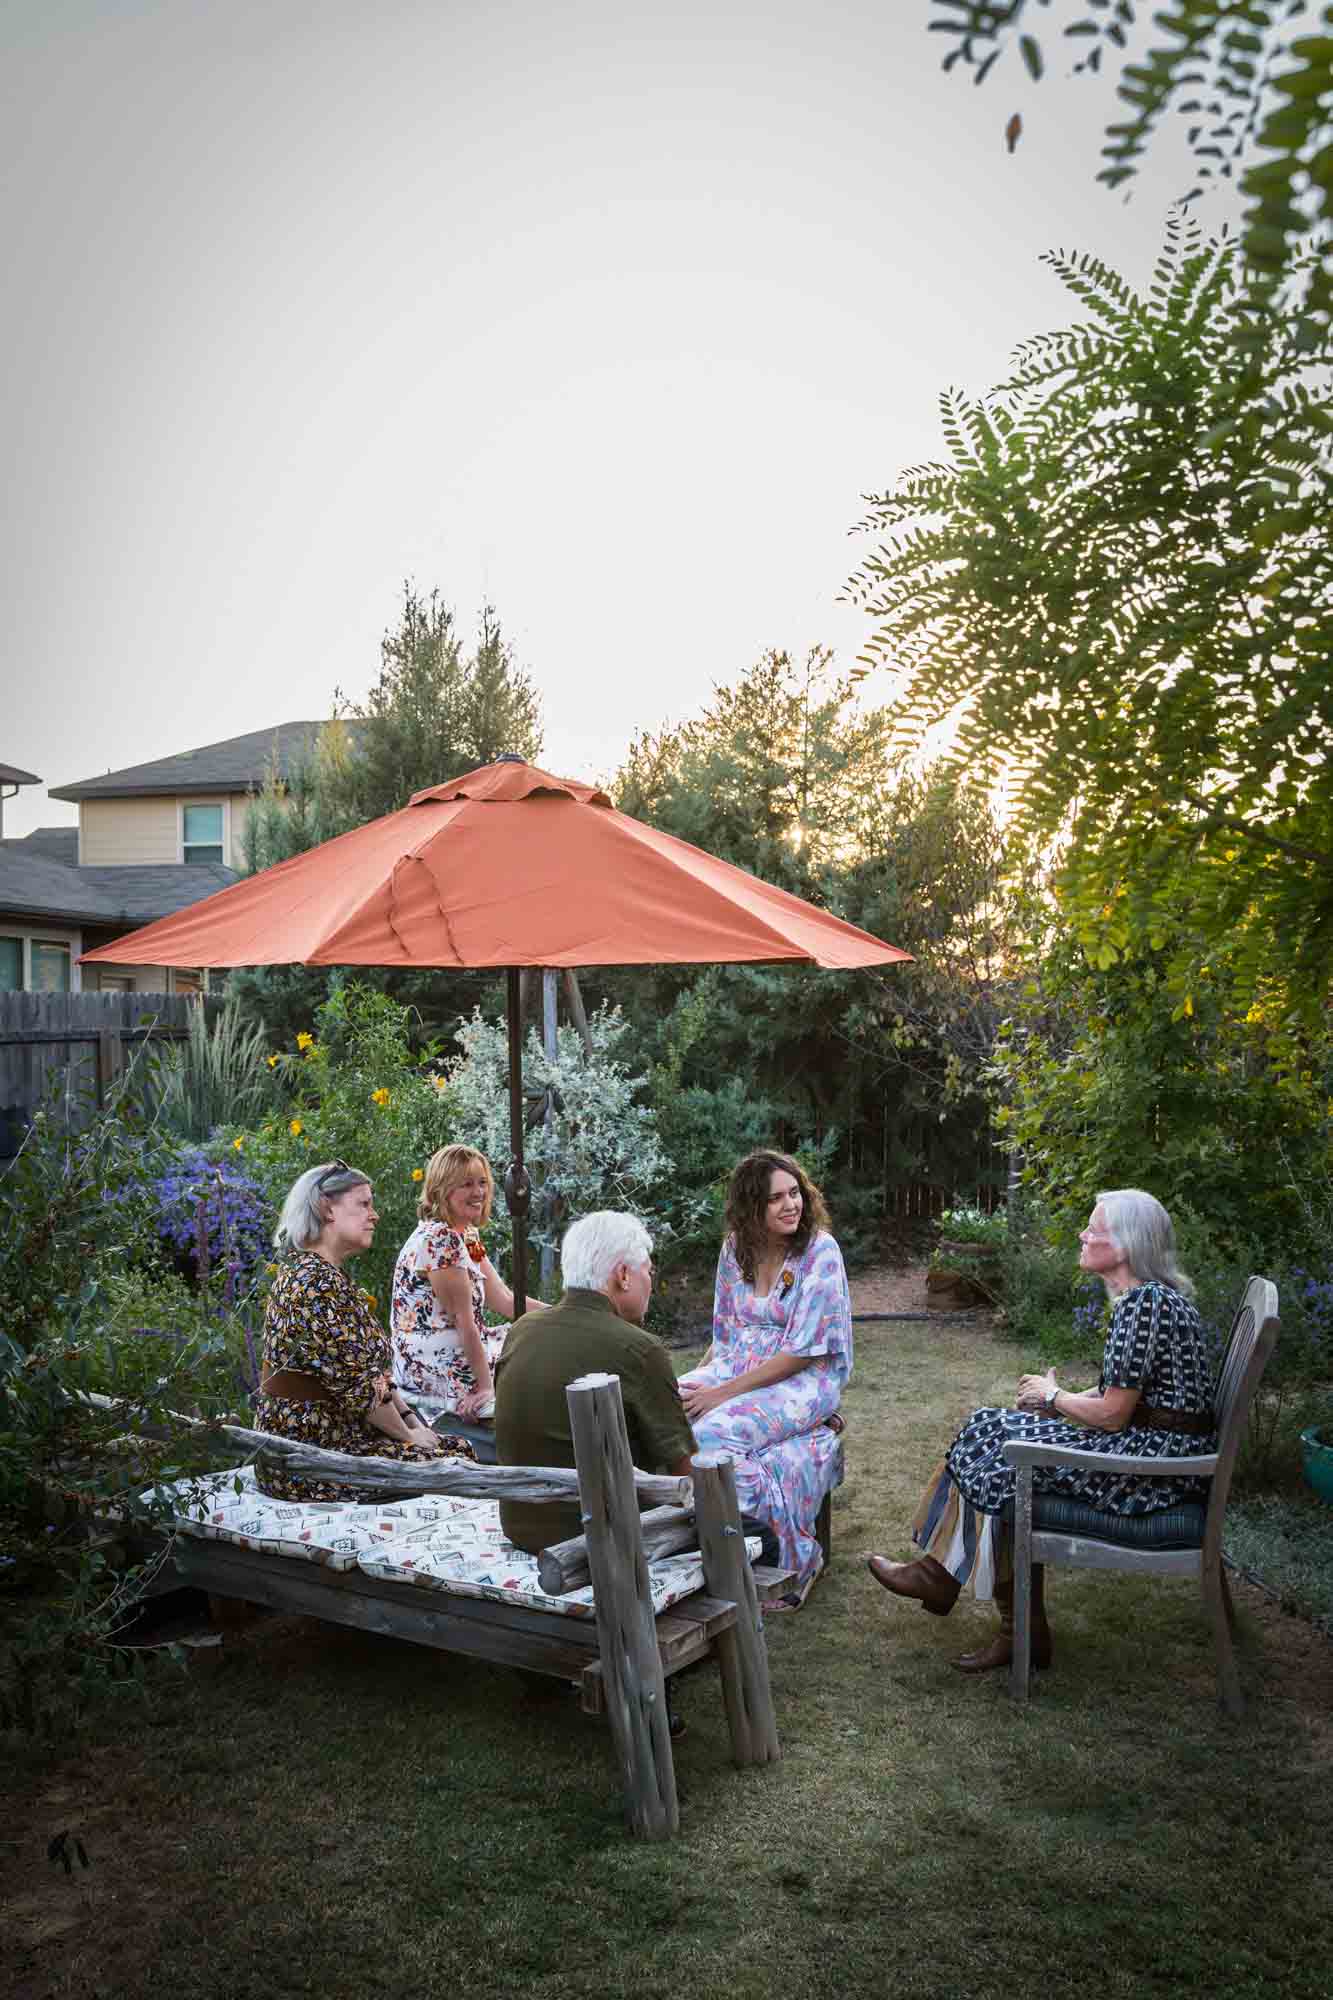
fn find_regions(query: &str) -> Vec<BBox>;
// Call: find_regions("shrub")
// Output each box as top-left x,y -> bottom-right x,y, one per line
0,1071 -> 168,1352
152,999 -> 279,1144
937,1204 -> 1007,1247
104,1147 -> 272,1294
218,984 -> 457,1311
447,1002 -> 679,1277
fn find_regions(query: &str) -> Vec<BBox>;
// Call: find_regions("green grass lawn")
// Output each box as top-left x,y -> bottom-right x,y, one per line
4,1317 -> 1332,2000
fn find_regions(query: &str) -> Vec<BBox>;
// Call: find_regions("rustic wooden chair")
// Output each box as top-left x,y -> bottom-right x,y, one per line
1004,1275 -> 1279,1717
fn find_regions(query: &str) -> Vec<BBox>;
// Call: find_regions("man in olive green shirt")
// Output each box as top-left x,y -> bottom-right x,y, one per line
494,1212 -> 696,1553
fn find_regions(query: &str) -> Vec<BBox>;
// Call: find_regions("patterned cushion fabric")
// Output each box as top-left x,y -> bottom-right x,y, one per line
358,1510 -> 761,1620
143,1465 -> 477,1571
147,1466 -> 760,1617
1029,1494 -> 1206,1549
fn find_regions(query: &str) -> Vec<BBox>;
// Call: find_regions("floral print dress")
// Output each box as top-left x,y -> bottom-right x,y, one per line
255,1252 -> 473,1503
679,1230 -> 853,1590
390,1221 -> 508,1415
913,1281 -> 1218,1598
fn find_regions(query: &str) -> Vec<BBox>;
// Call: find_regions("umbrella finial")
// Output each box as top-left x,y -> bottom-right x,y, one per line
496,753 -> 526,765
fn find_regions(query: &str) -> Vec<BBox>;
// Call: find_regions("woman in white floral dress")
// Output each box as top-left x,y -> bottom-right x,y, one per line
391,1145 -> 546,1423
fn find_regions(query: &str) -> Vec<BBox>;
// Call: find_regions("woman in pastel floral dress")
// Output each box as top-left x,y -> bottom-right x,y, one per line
391,1145 -> 547,1424
679,1150 -> 852,1605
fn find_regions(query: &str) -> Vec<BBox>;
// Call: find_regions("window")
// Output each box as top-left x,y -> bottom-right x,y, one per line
31,942 -> 71,992
0,937 -> 20,991
183,803 -> 224,865
98,974 -> 134,992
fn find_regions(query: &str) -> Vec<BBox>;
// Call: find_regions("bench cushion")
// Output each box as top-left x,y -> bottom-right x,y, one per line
147,1466 -> 761,1618
143,1466 -> 487,1572
358,1514 -> 761,1619
1029,1494 -> 1207,1550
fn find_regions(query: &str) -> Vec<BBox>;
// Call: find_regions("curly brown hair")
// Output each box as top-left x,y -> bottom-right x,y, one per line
725,1149 -> 830,1284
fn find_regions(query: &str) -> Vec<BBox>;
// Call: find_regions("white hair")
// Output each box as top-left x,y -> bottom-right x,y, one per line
1096,1188 -> 1194,1297
560,1211 -> 653,1291
275,1161 -> 370,1253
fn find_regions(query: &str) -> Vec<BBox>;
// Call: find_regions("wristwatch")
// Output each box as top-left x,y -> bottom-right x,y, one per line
1043,1383 -> 1059,1412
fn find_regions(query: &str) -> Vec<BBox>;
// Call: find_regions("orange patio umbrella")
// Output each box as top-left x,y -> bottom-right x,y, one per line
84,758 -> 910,1308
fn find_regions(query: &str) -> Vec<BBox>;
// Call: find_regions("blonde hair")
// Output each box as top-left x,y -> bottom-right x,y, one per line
418,1145 -> 494,1227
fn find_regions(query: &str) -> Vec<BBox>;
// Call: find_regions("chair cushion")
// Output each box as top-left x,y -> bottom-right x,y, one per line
1029,1495 -> 1206,1550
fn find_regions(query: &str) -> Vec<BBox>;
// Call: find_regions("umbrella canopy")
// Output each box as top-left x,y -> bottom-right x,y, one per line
84,758 -> 910,1305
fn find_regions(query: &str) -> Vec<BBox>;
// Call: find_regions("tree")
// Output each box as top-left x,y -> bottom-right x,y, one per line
233,586 -> 543,1046
608,650 -> 1023,1246
334,588 -> 542,825
923,1 -> 1333,320
846,219 -> 1333,1018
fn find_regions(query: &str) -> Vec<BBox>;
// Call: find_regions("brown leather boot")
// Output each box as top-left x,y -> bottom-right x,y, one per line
866,1553 -> 961,1617
952,1567 -> 1053,1673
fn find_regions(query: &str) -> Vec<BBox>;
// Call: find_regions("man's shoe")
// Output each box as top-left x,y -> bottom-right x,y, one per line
865,1553 -> 961,1617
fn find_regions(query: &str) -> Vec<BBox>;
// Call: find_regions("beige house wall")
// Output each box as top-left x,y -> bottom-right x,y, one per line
80,796 -> 179,865
80,792 -> 253,867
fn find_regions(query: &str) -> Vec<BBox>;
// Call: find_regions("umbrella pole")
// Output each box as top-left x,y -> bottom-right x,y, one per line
504,966 -> 531,1318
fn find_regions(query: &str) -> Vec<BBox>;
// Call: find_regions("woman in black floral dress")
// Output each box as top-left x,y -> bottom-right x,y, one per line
867,1190 -> 1218,1673
255,1161 -> 475,1503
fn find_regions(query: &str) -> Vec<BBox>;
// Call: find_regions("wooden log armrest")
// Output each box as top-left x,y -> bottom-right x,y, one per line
1003,1440 -> 1219,1479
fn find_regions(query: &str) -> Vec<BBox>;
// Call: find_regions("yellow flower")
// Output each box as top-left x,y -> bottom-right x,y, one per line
411,1167 -> 424,1181
432,1076 -> 448,1093
289,1118 -> 303,1137
267,1054 -> 279,1069
371,1087 -> 391,1107
232,1136 -> 244,1150
296,1032 -> 314,1050
266,1262 -> 278,1276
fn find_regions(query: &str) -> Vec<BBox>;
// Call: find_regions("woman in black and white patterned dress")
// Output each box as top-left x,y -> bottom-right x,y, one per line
866,1189 -> 1218,1673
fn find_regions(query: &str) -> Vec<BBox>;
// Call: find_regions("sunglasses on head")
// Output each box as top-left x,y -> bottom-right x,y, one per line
315,1159 -> 355,1192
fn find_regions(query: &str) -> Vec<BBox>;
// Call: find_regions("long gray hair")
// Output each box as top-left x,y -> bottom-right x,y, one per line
1097,1189 -> 1194,1297
274,1160 -> 371,1253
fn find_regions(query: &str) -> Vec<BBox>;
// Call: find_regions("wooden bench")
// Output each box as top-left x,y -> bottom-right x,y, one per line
119,1372 -> 788,1839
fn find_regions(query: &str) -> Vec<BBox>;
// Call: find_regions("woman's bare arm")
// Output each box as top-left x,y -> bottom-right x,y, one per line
1016,1371 -> 1140,1431
480,1259 -> 549,1320
430,1264 -> 494,1414
680,1351 -> 815,1422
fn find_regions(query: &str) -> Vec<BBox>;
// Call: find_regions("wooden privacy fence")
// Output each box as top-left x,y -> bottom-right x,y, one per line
0,991 -> 214,1151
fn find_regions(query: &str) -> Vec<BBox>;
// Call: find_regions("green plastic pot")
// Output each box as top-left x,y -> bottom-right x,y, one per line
1300,1426 -> 1333,1506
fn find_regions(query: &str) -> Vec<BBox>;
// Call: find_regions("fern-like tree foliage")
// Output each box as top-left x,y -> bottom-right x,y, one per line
926,1 -> 1333,320
845,219 -> 1333,1019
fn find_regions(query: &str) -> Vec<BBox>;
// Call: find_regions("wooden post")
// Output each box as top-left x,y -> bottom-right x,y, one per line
692,1451 -> 780,1767
567,1371 -> 678,1839
95,1029 -> 123,1106
538,1504 -> 695,1596
561,969 -> 594,1059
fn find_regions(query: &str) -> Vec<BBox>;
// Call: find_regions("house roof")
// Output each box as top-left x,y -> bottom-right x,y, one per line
17,826 -> 78,865
49,720 -> 361,802
0,843 -> 237,929
0,762 -> 42,786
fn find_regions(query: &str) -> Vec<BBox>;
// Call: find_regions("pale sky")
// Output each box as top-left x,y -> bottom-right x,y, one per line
2,0 -> 1224,839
